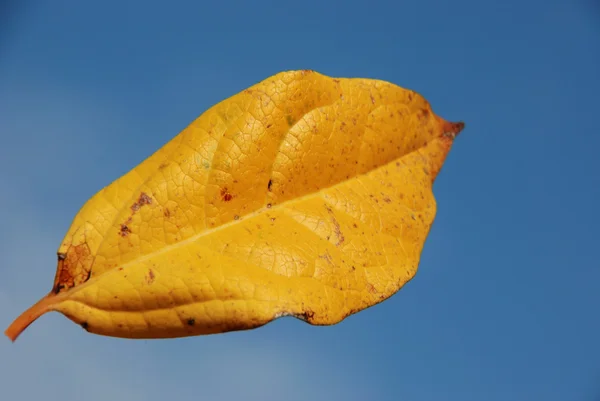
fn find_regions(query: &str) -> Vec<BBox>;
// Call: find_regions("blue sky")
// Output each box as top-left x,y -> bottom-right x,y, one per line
0,1 -> 598,400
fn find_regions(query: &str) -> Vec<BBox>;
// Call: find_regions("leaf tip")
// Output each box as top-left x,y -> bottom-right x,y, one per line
439,119 -> 465,140
4,293 -> 56,342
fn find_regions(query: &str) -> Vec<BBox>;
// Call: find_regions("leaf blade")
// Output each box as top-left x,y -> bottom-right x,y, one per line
6,70 -> 464,341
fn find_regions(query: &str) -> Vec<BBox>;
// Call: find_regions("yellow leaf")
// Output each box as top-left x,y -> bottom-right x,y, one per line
5,70 -> 465,341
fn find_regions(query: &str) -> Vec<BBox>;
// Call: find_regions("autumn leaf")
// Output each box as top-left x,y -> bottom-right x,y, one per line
5,70 -> 465,341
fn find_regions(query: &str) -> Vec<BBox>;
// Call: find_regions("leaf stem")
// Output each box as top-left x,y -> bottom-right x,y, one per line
4,293 -> 57,342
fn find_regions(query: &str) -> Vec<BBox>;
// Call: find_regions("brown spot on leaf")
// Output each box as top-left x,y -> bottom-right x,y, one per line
163,208 -> 171,218
187,318 -> 195,326
81,322 -> 89,331
220,187 -> 233,202
145,269 -> 155,285
53,242 -> 93,294
119,224 -> 131,237
267,179 -> 272,191
300,309 -> 315,322
131,192 -> 153,212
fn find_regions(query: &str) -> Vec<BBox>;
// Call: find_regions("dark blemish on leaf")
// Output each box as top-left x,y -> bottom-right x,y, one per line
164,208 -> 171,218
300,309 -> 315,322
187,318 -> 195,326
119,224 -> 131,237
353,223 -> 358,228
221,187 -> 233,202
54,242 -> 93,293
81,322 -> 89,331
286,115 -> 295,126
234,215 -> 240,220
145,269 -> 155,285
158,162 -> 168,170
267,203 -> 272,209
267,179 -> 272,191
131,192 -> 153,212
266,123 -> 272,128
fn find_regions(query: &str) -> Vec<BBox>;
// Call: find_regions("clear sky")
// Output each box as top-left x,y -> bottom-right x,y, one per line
0,1 -> 598,400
